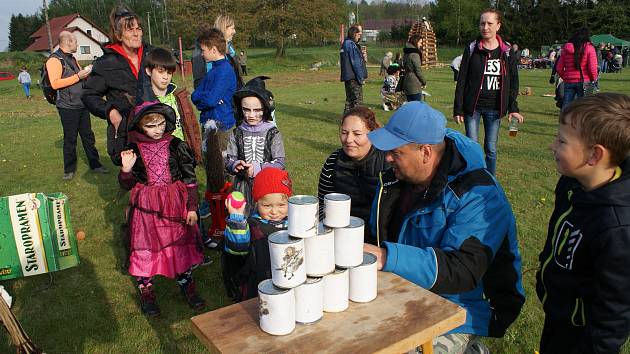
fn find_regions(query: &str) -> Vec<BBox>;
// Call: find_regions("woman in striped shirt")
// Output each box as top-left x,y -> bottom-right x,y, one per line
317,107 -> 388,244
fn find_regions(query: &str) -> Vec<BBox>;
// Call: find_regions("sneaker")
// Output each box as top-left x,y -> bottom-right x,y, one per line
383,103 -> 390,111
139,284 -> 160,317
181,281 -> 206,311
91,166 -> 109,174
199,200 -> 211,219
62,172 -> 75,180
191,255 -> 213,269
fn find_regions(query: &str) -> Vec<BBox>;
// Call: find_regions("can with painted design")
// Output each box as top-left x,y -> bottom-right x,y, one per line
288,195 -> 318,238
268,230 -> 306,288
258,279 -> 295,335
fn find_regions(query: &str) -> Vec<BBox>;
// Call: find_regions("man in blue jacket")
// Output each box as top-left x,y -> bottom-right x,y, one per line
340,25 -> 367,114
365,102 -> 525,353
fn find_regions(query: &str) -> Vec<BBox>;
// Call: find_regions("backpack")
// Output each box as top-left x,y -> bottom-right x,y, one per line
41,52 -> 64,105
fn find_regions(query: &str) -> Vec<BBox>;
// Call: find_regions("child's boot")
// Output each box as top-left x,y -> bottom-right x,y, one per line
180,280 -> 206,311
138,284 -> 160,317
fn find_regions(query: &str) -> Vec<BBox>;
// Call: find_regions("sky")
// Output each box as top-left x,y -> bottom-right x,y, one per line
0,0 -> 44,51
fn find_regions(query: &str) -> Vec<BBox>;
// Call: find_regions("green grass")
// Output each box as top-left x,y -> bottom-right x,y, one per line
1,56 -> 630,353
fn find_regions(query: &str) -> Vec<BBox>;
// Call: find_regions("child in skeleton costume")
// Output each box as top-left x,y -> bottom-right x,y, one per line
225,76 -> 285,209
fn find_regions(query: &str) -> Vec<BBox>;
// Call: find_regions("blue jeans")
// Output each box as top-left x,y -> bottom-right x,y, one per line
22,82 -> 31,97
464,110 -> 501,175
562,82 -> 584,108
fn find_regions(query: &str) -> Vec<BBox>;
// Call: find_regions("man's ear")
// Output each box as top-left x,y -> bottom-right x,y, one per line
422,144 -> 432,164
145,67 -> 152,76
587,144 -> 607,166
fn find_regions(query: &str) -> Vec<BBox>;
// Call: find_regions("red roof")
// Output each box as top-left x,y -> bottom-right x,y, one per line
25,13 -> 109,52
362,19 -> 417,31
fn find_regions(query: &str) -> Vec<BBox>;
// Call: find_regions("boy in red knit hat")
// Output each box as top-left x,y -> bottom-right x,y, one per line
221,167 -> 292,301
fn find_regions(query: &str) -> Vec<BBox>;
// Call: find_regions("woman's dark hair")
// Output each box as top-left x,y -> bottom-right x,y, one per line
341,106 -> 380,131
568,27 -> 591,70
109,5 -> 142,43
408,34 -> 422,47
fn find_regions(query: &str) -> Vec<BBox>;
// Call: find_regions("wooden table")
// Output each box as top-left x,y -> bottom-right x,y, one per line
191,271 -> 466,354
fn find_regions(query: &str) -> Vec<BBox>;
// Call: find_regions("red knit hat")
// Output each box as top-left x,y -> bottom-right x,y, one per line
252,168 -> 293,201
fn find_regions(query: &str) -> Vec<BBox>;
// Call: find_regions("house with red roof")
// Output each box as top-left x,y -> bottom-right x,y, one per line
25,13 -> 110,61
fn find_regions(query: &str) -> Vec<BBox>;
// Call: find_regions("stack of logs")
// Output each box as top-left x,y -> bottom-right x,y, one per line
408,21 -> 439,68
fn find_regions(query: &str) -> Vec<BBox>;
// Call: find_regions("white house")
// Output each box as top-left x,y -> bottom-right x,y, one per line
26,13 -> 110,61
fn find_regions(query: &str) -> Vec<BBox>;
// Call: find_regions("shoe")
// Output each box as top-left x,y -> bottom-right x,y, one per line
139,284 -> 161,317
204,237 -> 220,249
199,200 -> 211,219
191,255 -> 213,269
382,103 -> 390,111
92,166 -> 109,174
181,281 -> 205,311
62,172 -> 75,180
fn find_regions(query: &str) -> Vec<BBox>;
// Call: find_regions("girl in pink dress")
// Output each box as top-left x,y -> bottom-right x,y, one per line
119,101 -> 204,316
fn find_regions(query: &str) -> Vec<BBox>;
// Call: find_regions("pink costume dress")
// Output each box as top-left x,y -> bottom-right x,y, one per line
120,130 -> 203,278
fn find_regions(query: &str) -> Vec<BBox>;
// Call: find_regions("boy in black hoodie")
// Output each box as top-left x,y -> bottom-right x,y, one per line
536,93 -> 630,353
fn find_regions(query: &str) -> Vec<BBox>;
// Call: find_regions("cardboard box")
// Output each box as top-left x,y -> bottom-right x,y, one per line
0,193 -> 79,280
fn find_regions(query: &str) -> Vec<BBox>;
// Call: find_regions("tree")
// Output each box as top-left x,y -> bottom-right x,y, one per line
431,0 -> 487,46
8,14 -> 43,51
253,0 -> 345,57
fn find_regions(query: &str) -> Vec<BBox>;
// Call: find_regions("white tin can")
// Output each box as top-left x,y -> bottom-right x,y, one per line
334,216 -> 365,268
349,252 -> 378,303
322,268 -> 349,312
323,193 -> 351,228
258,279 -> 296,335
305,223 -> 336,277
268,231 -> 306,289
288,195 -> 319,238
294,277 -> 324,324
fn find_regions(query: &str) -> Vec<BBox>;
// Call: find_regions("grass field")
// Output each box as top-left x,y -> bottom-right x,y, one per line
1,53 -> 630,353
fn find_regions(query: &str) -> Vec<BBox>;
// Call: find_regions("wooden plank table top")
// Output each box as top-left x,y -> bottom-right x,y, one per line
191,271 -> 466,354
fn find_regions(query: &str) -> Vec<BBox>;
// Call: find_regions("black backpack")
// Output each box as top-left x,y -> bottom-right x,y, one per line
41,52 -> 64,105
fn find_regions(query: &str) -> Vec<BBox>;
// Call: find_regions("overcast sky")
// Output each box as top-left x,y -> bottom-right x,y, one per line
0,0 -> 44,51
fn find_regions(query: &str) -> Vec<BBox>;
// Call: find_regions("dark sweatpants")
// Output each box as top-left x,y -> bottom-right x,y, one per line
58,107 -> 102,173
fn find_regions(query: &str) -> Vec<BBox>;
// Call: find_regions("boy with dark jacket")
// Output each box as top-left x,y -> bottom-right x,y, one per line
536,93 -> 630,354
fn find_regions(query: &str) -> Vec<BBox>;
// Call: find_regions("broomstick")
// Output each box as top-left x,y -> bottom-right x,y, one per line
0,296 -> 42,354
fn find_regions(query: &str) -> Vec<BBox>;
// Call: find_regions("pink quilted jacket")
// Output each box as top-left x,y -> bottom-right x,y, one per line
557,42 -> 598,84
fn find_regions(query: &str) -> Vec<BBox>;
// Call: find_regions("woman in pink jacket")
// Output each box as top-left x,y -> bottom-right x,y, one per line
556,27 -> 598,108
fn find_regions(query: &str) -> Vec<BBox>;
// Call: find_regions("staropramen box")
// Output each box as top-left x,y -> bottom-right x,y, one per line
0,193 -> 79,280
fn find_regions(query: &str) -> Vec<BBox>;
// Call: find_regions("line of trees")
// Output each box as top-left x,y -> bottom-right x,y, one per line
431,0 -> 630,51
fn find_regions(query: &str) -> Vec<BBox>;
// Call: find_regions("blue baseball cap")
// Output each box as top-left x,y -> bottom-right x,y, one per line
368,101 -> 447,151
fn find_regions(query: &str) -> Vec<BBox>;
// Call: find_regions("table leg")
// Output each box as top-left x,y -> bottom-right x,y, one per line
421,341 -> 433,354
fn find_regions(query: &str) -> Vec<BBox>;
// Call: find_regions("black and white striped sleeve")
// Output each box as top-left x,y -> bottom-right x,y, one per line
318,150 -> 339,220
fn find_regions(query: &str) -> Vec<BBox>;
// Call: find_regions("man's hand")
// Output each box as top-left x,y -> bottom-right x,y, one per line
186,211 -> 198,226
120,150 -> 136,173
454,115 -> 464,124
109,109 -> 123,131
509,112 -> 525,124
363,243 -> 387,271
77,67 -> 91,80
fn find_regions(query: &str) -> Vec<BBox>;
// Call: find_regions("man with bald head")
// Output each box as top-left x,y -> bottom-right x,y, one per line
46,31 -> 107,180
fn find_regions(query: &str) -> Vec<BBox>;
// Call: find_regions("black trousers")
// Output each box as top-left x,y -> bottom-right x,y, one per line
240,65 -> 247,75
58,107 -> 102,173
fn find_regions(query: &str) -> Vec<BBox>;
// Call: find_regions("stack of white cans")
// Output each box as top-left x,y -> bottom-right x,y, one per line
258,193 -> 378,336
